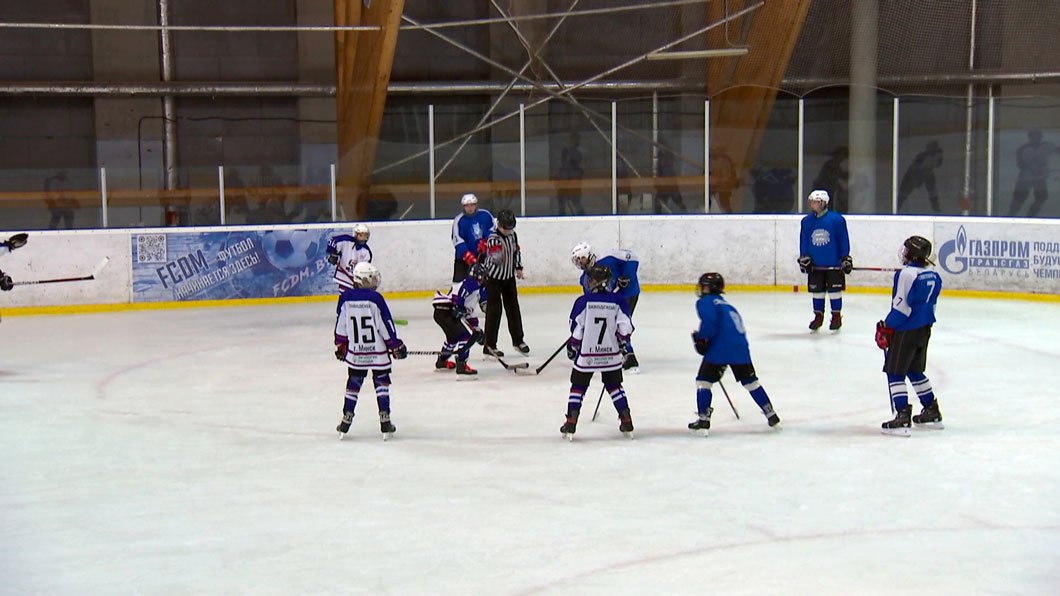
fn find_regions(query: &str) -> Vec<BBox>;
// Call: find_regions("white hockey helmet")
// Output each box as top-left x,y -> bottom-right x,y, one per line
461,193 -> 479,206
353,223 -> 370,243
570,242 -> 596,270
808,189 -> 830,206
352,262 -> 381,290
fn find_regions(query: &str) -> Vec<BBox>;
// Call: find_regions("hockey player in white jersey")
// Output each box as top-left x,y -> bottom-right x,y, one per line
333,262 -> 407,439
560,265 -> 636,439
326,223 -> 373,292
432,262 -> 487,377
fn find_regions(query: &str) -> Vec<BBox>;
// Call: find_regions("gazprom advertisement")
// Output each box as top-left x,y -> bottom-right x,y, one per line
131,228 -> 344,302
935,222 -> 1060,292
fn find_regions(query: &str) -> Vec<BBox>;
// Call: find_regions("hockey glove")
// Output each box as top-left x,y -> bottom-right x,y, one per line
334,341 -> 349,361
0,273 -> 12,292
476,238 -> 488,257
875,321 -> 894,350
388,339 -> 408,360
326,252 -> 339,265
841,256 -> 853,274
616,275 -> 631,290
462,251 -> 477,266
468,329 -> 485,347
691,331 -> 709,355
566,338 -> 580,361
5,233 -> 28,250
797,254 -> 812,274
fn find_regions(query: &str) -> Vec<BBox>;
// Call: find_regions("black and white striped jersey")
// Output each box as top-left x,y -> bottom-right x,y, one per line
483,231 -> 522,280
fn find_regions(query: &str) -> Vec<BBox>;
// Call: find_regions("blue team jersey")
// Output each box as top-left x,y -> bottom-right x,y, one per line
451,210 -> 495,259
579,249 -> 640,298
695,294 -> 752,364
799,210 -> 850,268
884,265 -> 941,331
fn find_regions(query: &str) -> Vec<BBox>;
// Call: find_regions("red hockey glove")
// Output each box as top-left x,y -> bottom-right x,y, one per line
462,251 -> 477,266
691,331 -> 708,355
476,238 -> 488,256
334,340 -> 349,361
875,321 -> 894,350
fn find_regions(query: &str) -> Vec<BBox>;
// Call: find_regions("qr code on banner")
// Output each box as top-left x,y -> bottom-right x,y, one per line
136,234 -> 166,263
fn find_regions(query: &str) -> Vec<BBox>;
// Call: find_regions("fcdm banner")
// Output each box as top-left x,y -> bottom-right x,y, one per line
131,228 -> 346,302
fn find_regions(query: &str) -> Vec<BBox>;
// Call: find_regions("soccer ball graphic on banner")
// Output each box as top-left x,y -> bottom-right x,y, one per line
261,229 -> 321,271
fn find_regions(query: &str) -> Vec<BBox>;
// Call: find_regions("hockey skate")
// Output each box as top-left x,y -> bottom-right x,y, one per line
513,341 -> 530,355
762,402 -> 781,427
912,399 -> 944,430
881,405 -> 912,437
618,407 -> 634,439
688,407 -> 713,437
483,346 -> 504,359
455,358 -> 478,380
560,410 -> 579,441
336,411 -> 353,438
808,311 -> 825,331
379,411 -> 396,441
622,353 -> 640,373
829,311 -> 843,331
435,354 -> 455,371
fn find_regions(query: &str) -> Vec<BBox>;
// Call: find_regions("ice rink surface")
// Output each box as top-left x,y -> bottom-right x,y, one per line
1,290 -> 1058,595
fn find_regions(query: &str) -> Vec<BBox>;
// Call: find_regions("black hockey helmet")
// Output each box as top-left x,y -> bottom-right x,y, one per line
469,262 -> 488,283
697,272 -> 725,296
497,209 -> 516,230
902,235 -> 932,265
586,265 -> 612,293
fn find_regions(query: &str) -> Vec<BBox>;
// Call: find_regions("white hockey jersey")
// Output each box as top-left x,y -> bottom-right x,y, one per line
327,235 -> 373,291
569,292 -> 634,372
335,287 -> 400,369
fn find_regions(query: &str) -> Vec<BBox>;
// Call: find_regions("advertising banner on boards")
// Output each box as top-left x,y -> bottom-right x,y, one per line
934,222 -> 1060,292
131,228 -> 346,302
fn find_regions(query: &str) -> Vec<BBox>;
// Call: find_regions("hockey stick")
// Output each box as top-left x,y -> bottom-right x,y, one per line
514,339 -> 568,376
590,385 -> 606,422
718,379 -> 740,419
852,266 -> 900,272
408,350 -> 442,356
13,256 -> 110,286
495,357 -> 530,371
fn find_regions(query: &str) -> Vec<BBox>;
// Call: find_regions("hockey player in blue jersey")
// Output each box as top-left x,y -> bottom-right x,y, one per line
451,193 -> 494,283
570,242 -> 641,371
326,223 -> 373,291
432,263 -> 487,377
333,262 -> 407,440
560,265 -> 636,440
875,236 -> 943,437
688,272 -> 780,435
798,189 -> 852,331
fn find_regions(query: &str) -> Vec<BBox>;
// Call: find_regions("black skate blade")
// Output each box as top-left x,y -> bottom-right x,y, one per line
880,427 -> 911,437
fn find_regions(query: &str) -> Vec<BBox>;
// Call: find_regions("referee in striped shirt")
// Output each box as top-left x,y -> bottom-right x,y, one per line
482,209 -> 528,357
